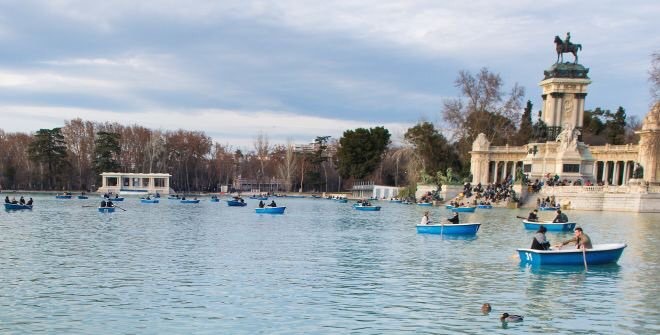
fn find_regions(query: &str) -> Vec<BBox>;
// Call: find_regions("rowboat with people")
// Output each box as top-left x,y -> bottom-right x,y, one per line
77,195 -> 89,199
353,204 -> 381,211
522,220 -> 576,232
4,203 -> 33,210
180,199 -> 200,204
517,243 -> 627,266
477,204 -> 492,209
417,202 -> 432,207
416,223 -> 481,235
255,206 -> 286,214
55,194 -> 72,199
538,205 -> 560,211
98,206 -> 116,213
227,197 -> 247,207
140,198 -> 159,204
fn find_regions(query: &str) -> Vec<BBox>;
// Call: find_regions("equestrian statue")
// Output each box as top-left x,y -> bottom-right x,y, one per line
554,32 -> 582,64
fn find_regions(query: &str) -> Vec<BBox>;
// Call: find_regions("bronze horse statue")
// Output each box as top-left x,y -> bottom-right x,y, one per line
554,35 -> 582,63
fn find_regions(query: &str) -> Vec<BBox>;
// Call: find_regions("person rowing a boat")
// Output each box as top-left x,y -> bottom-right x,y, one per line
447,212 -> 460,224
107,200 -> 114,207
420,211 -> 431,225
554,227 -> 592,250
27,197 -> 33,206
258,200 -> 265,208
5,196 -> 10,204
552,209 -> 568,223
100,199 -> 107,208
269,200 -> 277,207
527,209 -> 539,222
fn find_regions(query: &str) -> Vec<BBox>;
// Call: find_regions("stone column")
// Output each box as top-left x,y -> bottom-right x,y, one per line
493,162 -> 499,184
613,162 -> 619,185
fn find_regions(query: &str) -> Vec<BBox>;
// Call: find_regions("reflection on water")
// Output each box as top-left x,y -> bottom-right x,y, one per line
0,195 -> 658,334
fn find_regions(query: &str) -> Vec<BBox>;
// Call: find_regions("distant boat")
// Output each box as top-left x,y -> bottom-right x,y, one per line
210,198 -> 220,202
539,206 -> 560,211
517,243 -> 627,266
112,197 -> 125,202
287,195 -> 305,198
522,220 -> 576,232
55,195 -> 72,199
255,206 -> 286,214
98,207 -> 116,213
249,195 -> 269,200
4,203 -> 33,210
140,198 -> 159,204
77,195 -> 89,199
353,204 -> 381,211
477,204 -> 492,209
389,199 -> 402,203
334,198 -> 348,203
417,202 -> 432,207
451,206 -> 476,213
445,204 -> 455,209
227,199 -> 247,207
180,199 -> 200,204
416,223 -> 481,235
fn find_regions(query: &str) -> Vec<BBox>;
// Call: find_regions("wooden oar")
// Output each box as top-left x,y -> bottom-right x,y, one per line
516,215 -> 527,220
82,205 -> 96,208
582,246 -> 588,272
114,205 -> 127,211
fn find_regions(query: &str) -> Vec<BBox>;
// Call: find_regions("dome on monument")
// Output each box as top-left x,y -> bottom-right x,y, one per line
543,63 -> 590,80
641,102 -> 660,131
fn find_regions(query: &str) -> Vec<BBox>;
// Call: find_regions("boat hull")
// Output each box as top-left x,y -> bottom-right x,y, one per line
416,223 -> 481,235
517,243 -> 626,266
4,203 -> 33,210
210,198 -> 220,202
180,200 -> 200,204
227,200 -> 247,207
539,206 -> 559,211
98,207 -> 116,213
451,206 -> 476,213
334,199 -> 348,203
77,195 -> 89,199
522,220 -> 576,231
140,199 -> 159,203
255,206 -> 286,214
55,195 -> 72,199
354,205 -> 381,211
477,204 -> 492,209
417,203 -> 432,207
445,205 -> 454,209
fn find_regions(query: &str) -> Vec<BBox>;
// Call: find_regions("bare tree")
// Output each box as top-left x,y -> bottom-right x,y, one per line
276,139 -> 297,192
651,52 -> 660,102
253,131 -> 270,189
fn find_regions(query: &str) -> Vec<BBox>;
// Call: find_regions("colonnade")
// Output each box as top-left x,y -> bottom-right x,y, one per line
593,160 -> 637,186
487,160 -> 524,184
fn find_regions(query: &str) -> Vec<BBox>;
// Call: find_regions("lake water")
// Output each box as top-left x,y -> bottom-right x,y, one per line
1,195 -> 658,334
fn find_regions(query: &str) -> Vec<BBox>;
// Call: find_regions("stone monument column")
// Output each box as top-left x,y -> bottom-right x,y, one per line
470,133 -> 491,185
636,103 -> 660,184
539,63 -> 591,140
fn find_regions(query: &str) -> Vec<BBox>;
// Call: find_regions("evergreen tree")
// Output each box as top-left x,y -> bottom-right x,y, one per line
337,127 -> 391,180
27,127 -> 68,189
93,131 -> 121,175
404,122 -> 460,177
516,100 -> 534,144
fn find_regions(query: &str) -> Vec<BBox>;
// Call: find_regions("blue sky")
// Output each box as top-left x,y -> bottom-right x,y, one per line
0,0 -> 658,148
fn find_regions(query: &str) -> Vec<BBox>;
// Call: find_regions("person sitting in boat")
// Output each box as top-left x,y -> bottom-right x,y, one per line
258,200 -> 265,208
155,192 -> 160,198
181,196 -> 186,200
269,200 -> 277,207
19,196 -> 25,205
530,225 -> 550,250
27,198 -> 33,206
107,200 -> 114,207
420,211 -> 431,225
447,212 -> 460,224
527,209 -> 539,222
145,195 -> 151,200
100,200 -> 107,208
114,194 -> 119,199
555,227 -> 592,249
11,197 -> 18,204
552,209 -> 568,223
5,196 -> 10,203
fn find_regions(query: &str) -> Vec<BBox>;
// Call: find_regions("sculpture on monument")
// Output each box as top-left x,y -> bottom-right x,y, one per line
554,32 -> 582,64
555,123 -> 580,152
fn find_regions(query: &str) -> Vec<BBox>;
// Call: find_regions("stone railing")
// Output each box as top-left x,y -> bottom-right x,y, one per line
540,185 -> 637,194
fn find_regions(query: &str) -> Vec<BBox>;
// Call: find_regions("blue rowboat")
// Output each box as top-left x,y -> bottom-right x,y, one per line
477,204 -> 492,209
55,195 -> 72,199
539,206 -> 560,211
77,195 -> 89,199
451,206 -> 476,213
389,199 -> 403,203
522,220 -> 576,232
416,223 -> 481,235
287,195 -> 305,198
249,196 -> 269,200
140,199 -> 159,204
112,197 -> 125,202
210,198 -> 220,202
4,203 -> 33,210
255,206 -> 286,214
227,200 -> 247,207
354,205 -> 381,211
180,199 -> 200,204
334,198 -> 348,203
445,204 -> 455,209
517,243 -> 626,266
98,206 -> 116,213
417,202 -> 432,207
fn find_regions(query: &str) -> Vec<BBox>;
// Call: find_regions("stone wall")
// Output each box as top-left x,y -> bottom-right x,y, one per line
529,185 -> 660,212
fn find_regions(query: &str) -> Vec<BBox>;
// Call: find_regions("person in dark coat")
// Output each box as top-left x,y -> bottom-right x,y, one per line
531,225 -> 550,250
447,212 -> 460,224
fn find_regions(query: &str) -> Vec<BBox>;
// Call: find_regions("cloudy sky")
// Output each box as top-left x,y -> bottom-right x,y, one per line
0,0 -> 658,148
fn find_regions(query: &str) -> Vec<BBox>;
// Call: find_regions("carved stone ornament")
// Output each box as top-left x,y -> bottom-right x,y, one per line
555,123 -> 580,152
563,95 -> 574,119
472,133 -> 490,151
